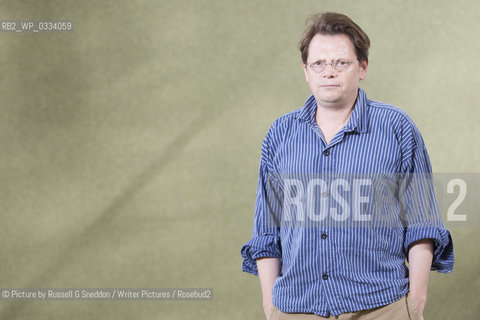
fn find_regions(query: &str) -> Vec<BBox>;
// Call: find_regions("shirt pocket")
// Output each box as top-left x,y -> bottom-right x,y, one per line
279,227 -> 323,283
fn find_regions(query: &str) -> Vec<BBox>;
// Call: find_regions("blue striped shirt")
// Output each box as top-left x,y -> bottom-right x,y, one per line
241,88 -> 454,317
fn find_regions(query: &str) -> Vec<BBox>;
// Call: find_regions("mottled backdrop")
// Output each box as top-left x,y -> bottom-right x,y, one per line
0,0 -> 478,319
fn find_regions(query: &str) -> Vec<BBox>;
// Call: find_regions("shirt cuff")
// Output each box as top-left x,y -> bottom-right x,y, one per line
404,226 -> 454,273
240,234 -> 282,276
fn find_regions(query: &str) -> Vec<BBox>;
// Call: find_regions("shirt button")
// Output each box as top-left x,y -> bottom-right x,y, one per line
322,274 -> 328,280
321,192 -> 329,198
321,233 -> 327,239
323,150 -> 330,156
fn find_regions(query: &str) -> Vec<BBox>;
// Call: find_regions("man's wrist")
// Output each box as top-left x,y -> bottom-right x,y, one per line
263,300 -> 272,318
263,297 -> 272,309
410,292 -> 427,315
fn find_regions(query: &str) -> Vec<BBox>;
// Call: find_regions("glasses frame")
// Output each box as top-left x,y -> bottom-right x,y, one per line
305,59 -> 359,73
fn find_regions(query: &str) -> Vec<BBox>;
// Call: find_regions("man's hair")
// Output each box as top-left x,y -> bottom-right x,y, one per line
299,12 -> 370,64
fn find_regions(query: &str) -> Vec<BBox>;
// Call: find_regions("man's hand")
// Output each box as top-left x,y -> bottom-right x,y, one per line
408,239 -> 434,317
256,257 -> 281,319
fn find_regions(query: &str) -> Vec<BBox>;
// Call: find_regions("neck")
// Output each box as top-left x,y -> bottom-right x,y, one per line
315,102 -> 354,128
314,96 -> 357,145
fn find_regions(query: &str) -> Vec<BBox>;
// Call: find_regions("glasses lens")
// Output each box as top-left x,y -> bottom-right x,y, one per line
335,60 -> 350,71
312,63 -> 325,73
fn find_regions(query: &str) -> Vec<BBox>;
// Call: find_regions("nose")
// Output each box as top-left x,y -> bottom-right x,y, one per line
322,64 -> 336,78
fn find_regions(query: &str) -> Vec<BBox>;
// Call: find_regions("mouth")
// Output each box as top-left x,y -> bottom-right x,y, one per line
320,85 -> 340,88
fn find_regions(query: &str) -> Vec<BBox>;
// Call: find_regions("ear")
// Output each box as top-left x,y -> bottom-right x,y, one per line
302,62 -> 309,82
359,59 -> 368,80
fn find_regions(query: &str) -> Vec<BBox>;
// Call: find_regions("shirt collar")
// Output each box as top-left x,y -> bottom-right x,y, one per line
295,88 -> 369,134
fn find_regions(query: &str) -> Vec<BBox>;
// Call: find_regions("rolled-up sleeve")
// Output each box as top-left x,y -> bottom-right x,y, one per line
404,225 -> 454,273
241,126 -> 283,276
400,121 -> 454,273
241,234 -> 282,275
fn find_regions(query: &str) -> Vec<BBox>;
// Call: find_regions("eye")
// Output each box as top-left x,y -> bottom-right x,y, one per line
337,60 -> 349,66
313,61 -> 325,66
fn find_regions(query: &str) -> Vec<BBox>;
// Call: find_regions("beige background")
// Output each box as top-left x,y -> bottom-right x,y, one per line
0,0 -> 478,319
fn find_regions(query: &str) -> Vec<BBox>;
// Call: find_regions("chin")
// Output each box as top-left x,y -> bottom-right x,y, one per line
316,95 -> 341,104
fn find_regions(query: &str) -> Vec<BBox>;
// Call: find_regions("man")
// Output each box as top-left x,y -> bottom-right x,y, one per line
241,12 -> 453,320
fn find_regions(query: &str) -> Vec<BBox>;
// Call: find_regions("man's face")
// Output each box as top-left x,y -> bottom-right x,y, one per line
303,33 -> 368,109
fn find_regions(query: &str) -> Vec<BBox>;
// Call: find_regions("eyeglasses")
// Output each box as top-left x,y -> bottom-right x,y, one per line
305,59 -> 358,73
